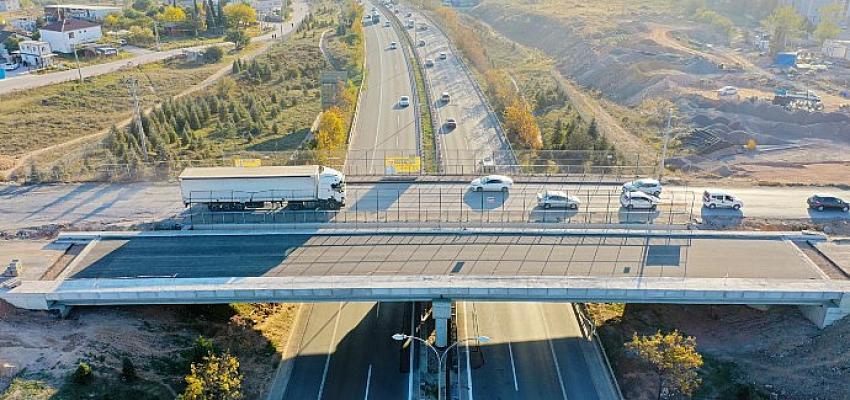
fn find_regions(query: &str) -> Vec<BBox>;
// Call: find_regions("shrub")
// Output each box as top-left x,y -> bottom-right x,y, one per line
204,46 -> 224,63
121,357 -> 137,381
71,361 -> 93,385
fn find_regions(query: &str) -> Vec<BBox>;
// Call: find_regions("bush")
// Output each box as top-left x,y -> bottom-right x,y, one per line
225,29 -> 250,49
121,357 -> 137,381
71,361 -> 93,385
204,46 -> 224,63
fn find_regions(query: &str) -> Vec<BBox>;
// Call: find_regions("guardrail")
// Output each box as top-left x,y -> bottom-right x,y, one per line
573,303 -> 625,400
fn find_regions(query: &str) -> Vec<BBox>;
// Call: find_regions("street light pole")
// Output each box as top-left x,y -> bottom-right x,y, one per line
392,333 -> 490,400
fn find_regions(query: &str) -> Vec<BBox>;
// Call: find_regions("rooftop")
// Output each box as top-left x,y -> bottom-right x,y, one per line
41,19 -> 100,32
44,4 -> 121,10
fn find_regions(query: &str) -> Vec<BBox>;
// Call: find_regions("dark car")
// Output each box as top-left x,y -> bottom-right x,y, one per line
808,194 -> 849,212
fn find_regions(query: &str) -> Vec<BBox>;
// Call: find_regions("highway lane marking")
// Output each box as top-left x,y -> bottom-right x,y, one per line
370,22 -> 386,175
364,364 -> 373,400
462,301 -> 474,400
539,303 -> 569,400
316,302 -> 343,400
507,341 -> 519,392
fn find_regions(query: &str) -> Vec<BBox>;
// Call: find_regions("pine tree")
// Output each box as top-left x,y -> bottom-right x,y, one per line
587,118 -> 599,139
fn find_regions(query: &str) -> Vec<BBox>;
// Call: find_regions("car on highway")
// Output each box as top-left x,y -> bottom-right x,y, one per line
702,190 -> 743,210
405,12 -> 412,17
389,41 -> 398,50
444,118 -> 457,131
440,91 -> 450,103
469,175 -> 513,192
407,19 -> 414,28
418,24 -> 428,30
438,51 -> 447,60
620,191 -> 659,210
621,178 -> 662,197
398,96 -> 410,107
418,39 -> 426,47
384,21 -> 391,27
424,58 -> 434,67
537,190 -> 580,209
807,194 -> 849,212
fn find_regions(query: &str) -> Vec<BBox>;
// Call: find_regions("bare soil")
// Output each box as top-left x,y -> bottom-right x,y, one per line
589,303 -> 850,400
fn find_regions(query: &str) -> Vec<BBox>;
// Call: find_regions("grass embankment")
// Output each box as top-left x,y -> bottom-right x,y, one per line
0,304 -> 299,400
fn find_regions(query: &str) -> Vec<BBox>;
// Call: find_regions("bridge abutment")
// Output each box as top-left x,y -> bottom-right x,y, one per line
433,299 -> 452,347
799,295 -> 850,329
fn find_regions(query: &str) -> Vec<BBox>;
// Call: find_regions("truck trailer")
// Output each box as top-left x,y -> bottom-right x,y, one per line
179,165 -> 346,211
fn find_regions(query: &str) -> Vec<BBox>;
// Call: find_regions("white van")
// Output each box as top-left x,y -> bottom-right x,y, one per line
702,190 -> 743,210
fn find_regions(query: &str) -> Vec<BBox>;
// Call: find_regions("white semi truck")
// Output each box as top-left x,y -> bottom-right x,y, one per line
179,165 -> 346,211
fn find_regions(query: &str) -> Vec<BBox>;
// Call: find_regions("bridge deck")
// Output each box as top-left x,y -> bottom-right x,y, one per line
66,233 -> 824,281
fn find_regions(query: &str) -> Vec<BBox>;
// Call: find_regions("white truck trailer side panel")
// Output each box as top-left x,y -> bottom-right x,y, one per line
180,176 -> 318,204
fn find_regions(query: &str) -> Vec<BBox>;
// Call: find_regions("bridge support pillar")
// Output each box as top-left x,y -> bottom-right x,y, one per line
432,299 -> 452,348
799,295 -> 850,329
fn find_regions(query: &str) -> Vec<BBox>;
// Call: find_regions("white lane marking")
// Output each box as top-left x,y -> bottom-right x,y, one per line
370,21 -> 385,174
507,341 -> 519,392
317,303 -> 343,400
462,301 -> 474,400
539,303 -> 569,400
364,364 -> 373,400
376,302 -> 380,318
407,302 -> 415,400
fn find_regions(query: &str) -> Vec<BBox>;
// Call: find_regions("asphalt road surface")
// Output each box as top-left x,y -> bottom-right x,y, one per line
347,3 -> 418,175
0,0 -> 309,95
3,181 -> 850,230
397,4 -> 513,173
281,302 -> 414,400
456,302 -> 618,400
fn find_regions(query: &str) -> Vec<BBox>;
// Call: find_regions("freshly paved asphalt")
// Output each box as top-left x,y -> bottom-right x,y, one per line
66,233 -> 822,280
0,0 -> 309,95
346,3 -> 418,176
281,302 -> 413,400
456,302 -> 617,400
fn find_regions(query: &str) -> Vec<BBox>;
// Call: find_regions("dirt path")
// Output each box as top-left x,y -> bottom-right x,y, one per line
647,25 -> 734,67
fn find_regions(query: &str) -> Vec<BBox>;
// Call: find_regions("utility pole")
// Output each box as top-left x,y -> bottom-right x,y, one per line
72,43 -> 83,83
128,79 -> 149,162
659,110 -> 672,181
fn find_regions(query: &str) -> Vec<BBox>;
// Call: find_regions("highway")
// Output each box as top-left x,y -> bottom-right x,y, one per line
281,302 -> 414,400
3,181 -> 850,230
0,1 -> 309,96
396,4 -> 514,173
346,4 -> 418,175
457,302 -> 617,400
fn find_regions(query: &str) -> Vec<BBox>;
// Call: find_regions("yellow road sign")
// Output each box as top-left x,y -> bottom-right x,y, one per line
385,156 -> 421,174
233,158 -> 262,167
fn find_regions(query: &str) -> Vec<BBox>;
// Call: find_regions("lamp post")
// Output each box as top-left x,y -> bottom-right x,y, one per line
392,333 -> 490,400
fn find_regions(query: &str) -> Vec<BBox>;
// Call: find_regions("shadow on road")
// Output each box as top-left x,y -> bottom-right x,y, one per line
617,208 -> 660,224
464,190 -> 508,211
701,207 -> 744,227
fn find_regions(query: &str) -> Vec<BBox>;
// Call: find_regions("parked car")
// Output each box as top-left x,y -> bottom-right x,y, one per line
438,51 -> 447,60
717,86 -> 739,96
389,41 -> 398,50
424,58 -> 434,67
622,178 -> 662,197
444,118 -> 457,131
620,191 -> 660,210
537,190 -> 580,209
440,91 -> 450,103
398,96 -> 410,107
807,194 -> 849,212
702,190 -> 743,210
469,175 -> 513,192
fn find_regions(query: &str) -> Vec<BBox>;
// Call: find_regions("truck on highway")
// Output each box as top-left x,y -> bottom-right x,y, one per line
371,12 -> 380,24
179,165 -> 346,211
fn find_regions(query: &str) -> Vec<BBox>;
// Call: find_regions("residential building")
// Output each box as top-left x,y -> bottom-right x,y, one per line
19,40 -> 56,68
39,19 -> 102,53
782,0 -> 850,24
43,4 -> 122,22
0,31 -> 13,63
0,0 -> 21,12
11,18 -> 38,33
823,39 -> 850,60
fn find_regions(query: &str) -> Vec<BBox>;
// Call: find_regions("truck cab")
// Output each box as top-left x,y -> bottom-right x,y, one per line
319,166 -> 346,209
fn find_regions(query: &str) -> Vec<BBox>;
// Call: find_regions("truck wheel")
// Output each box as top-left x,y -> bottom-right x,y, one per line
544,203 -> 551,209
709,203 -> 716,209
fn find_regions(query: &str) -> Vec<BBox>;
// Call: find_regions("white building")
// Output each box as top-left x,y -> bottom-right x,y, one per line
19,40 -> 56,68
11,18 -> 38,33
0,0 -> 21,12
44,4 -> 122,22
782,0 -> 850,24
823,39 -> 850,60
39,19 -> 102,54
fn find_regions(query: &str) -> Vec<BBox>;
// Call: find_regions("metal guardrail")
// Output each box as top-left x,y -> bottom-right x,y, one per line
573,303 -> 625,400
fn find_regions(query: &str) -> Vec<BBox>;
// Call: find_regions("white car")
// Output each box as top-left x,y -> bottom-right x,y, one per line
398,96 -> 410,107
702,190 -> 743,210
444,118 -> 457,130
384,21 -> 391,27
622,178 -> 662,197
440,92 -> 450,103
537,190 -> 580,209
717,86 -> 738,96
389,41 -> 398,50
424,58 -> 434,67
620,191 -> 660,210
469,175 -> 513,192
438,51 -> 447,60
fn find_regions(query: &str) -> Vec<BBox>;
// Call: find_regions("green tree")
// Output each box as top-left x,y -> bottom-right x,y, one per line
178,351 -> 243,400
813,3 -> 844,44
761,5 -> 806,54
626,330 -> 703,400
121,358 -> 137,381
223,3 -> 257,28
71,361 -> 94,385
205,46 -> 224,63
225,28 -> 250,49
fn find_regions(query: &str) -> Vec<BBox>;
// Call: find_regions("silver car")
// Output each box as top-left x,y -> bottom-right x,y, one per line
537,190 -> 580,209
620,191 -> 659,210
469,175 -> 513,192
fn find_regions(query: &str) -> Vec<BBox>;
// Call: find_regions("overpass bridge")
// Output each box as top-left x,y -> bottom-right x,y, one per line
3,229 -> 850,344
